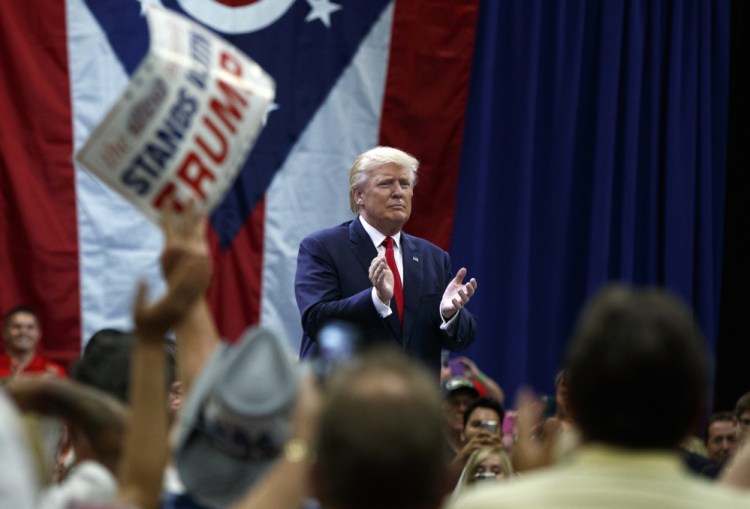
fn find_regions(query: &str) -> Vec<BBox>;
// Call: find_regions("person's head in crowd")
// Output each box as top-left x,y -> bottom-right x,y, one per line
311,346 -> 449,509
3,306 -> 42,357
734,391 -> 750,444
73,329 -> 176,405
459,446 -> 515,491
564,284 -> 709,450
462,397 -> 504,444
705,412 -> 738,463
2,305 -> 66,379
73,329 -> 133,403
443,376 -> 480,435
440,355 -> 505,404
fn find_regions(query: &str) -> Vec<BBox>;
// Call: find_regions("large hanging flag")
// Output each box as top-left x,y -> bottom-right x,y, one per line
0,0 -> 479,363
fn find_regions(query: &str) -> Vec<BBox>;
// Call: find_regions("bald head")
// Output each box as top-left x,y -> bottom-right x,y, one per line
314,347 -> 448,509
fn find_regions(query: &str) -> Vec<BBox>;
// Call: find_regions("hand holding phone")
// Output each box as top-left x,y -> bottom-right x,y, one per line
479,420 -> 499,434
448,358 -> 467,376
314,320 -> 362,383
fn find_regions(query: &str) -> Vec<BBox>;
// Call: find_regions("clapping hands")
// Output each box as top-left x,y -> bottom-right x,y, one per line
440,268 -> 477,320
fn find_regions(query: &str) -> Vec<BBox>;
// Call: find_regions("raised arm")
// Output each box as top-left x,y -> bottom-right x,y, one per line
116,207 -> 213,509
6,377 -> 127,474
455,356 -> 505,405
158,206 -> 219,396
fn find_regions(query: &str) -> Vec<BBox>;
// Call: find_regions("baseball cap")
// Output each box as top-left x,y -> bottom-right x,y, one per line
442,375 -> 479,397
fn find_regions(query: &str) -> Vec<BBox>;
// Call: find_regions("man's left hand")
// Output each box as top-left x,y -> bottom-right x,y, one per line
440,267 -> 477,320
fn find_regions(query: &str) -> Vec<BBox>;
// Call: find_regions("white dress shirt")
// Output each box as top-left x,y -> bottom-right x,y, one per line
359,216 -> 402,318
358,216 -> 458,331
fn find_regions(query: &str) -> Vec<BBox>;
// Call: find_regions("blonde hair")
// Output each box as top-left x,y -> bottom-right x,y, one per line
456,446 -> 515,495
348,146 -> 419,213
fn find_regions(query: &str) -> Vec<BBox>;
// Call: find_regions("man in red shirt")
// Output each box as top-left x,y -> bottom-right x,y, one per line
0,306 -> 66,379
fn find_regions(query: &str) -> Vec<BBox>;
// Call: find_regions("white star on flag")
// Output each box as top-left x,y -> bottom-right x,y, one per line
305,0 -> 342,28
263,102 -> 280,126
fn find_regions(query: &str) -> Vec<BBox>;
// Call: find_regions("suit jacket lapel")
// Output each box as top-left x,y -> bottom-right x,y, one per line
401,233 -> 423,347
349,218 -> 377,271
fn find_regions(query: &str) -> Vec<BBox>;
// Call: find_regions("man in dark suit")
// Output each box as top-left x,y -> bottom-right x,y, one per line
295,146 -> 477,373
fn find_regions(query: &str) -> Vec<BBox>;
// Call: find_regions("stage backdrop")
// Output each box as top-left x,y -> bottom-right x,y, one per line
1,0 -> 728,403
452,0 -> 729,400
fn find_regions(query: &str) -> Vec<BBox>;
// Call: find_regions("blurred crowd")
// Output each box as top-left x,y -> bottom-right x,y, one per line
2,206 -> 750,509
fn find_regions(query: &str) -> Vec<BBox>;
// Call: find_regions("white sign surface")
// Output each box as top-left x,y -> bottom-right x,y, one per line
76,6 -> 275,223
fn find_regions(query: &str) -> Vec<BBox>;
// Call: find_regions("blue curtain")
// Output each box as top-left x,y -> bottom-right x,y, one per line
451,0 -> 730,400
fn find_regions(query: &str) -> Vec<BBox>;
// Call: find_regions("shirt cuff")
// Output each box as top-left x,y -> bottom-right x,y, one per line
440,308 -> 460,333
372,287 -> 393,318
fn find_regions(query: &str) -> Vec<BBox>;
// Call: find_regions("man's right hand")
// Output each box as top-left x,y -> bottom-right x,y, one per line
452,431 -> 504,469
511,389 -> 563,472
369,253 -> 394,304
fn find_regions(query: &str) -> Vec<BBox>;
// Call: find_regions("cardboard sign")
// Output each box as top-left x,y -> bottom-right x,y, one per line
75,6 -> 275,223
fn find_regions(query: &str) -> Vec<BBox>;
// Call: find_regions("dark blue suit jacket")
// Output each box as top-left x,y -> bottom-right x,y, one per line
295,218 -> 476,372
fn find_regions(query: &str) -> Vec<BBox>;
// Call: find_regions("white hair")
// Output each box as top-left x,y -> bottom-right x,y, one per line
348,146 -> 419,213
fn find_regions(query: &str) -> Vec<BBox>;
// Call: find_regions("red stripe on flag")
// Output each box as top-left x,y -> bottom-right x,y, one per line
207,200 -> 265,343
0,0 -> 81,366
379,0 -> 480,251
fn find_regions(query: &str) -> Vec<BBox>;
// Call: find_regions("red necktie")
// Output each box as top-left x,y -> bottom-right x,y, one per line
382,236 -> 403,325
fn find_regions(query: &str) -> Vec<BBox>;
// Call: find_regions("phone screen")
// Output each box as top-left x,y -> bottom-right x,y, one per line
314,320 -> 361,381
448,358 -> 467,376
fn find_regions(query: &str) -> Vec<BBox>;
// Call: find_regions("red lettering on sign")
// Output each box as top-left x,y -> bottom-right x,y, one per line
220,51 -> 242,77
177,151 -> 216,199
210,79 -> 248,135
102,134 -> 130,169
195,116 -> 229,164
150,50 -> 260,218
152,182 -> 186,213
